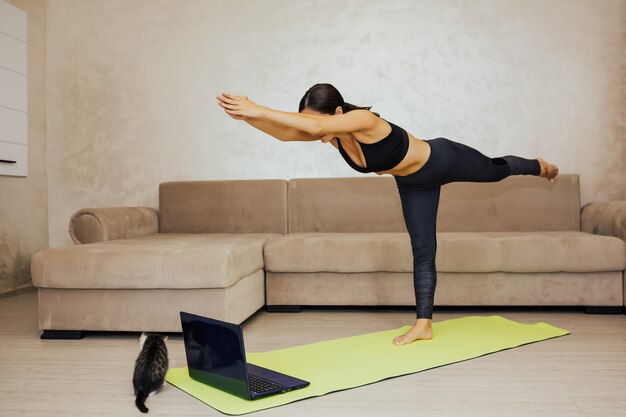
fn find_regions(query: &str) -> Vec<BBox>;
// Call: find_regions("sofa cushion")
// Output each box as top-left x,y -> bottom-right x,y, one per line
288,175 -> 581,233
263,231 -> 626,273
159,180 -> 288,234
32,233 -> 281,289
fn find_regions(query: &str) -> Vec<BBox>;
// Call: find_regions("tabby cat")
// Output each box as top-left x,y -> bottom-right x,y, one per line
132,332 -> 169,413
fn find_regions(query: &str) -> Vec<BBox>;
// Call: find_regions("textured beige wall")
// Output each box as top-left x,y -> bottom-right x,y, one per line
46,0 -> 626,248
0,0 -> 47,294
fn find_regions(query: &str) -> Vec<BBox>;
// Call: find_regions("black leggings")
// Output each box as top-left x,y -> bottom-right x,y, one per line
394,137 -> 541,319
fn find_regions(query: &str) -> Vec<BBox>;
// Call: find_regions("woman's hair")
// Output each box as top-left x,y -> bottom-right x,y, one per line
298,83 -> 380,117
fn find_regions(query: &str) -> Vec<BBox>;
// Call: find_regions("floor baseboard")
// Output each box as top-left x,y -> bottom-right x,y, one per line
0,282 -> 36,300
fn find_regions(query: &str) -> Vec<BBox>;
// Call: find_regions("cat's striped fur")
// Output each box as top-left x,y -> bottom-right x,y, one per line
132,332 -> 169,413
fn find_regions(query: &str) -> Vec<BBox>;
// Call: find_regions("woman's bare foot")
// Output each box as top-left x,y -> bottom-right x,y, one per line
393,319 -> 433,345
537,158 -> 559,181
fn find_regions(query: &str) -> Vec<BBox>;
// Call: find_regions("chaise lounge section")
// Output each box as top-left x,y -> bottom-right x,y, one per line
32,180 -> 288,337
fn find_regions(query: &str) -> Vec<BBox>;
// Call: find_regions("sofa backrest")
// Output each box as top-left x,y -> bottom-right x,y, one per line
159,180 -> 288,234
288,176 -> 406,233
288,174 -> 581,232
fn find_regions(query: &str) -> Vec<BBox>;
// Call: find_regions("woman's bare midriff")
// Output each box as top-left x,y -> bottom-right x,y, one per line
330,130 -> 431,177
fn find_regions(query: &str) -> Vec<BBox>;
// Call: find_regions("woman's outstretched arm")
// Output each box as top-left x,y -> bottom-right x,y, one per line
258,107 -> 377,136
217,93 -> 318,141
217,92 -> 376,136
244,118 -> 319,142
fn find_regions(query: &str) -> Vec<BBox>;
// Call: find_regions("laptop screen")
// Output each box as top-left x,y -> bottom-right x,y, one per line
180,311 -> 249,399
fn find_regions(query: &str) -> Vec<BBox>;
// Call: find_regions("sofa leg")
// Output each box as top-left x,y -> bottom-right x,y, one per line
265,305 -> 301,313
40,330 -> 84,339
583,306 -> 624,315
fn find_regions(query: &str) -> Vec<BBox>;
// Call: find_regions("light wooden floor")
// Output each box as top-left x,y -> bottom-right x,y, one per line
1,289 -> 625,417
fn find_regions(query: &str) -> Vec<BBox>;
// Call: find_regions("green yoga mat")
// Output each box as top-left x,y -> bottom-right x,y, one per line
166,315 -> 569,415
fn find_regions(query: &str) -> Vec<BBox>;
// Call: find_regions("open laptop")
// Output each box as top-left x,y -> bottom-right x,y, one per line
179,311 -> 310,400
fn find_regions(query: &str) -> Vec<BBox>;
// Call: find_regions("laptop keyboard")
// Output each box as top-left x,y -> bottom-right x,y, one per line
248,374 -> 284,394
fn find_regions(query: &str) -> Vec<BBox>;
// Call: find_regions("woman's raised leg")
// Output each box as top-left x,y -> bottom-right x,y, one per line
437,138 -> 558,184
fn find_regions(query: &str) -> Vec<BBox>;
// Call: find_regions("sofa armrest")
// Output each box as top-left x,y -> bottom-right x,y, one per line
68,207 -> 159,245
581,201 -> 626,243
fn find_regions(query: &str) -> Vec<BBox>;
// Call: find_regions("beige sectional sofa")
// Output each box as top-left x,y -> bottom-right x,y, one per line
31,174 -> 626,338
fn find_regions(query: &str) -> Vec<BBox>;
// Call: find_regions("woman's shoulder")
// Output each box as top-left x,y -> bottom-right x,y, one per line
352,115 -> 393,144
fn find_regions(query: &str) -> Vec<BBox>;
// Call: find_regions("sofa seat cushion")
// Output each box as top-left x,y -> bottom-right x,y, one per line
263,231 -> 626,273
32,233 -> 281,289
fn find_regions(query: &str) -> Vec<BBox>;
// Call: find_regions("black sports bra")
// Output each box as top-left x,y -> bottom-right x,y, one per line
336,118 -> 410,173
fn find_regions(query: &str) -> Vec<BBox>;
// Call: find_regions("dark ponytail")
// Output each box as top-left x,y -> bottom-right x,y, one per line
298,83 -> 380,117
342,101 -> 380,116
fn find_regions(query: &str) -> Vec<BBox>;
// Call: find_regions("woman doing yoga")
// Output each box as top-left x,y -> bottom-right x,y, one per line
216,83 -> 559,346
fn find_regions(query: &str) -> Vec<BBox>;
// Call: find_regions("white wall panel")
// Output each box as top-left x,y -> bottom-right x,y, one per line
0,31 -> 27,74
0,141 -> 27,177
0,106 -> 27,145
0,0 -> 26,41
0,0 -> 27,177
0,67 -> 27,111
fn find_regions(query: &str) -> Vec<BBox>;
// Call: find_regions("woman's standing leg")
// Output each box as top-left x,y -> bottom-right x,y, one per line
393,184 -> 441,345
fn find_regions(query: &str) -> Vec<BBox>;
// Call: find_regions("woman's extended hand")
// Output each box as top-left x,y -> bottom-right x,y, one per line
216,93 -> 248,120
216,92 -> 264,119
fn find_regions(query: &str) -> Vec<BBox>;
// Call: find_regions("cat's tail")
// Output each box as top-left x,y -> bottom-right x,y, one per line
135,390 -> 149,413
